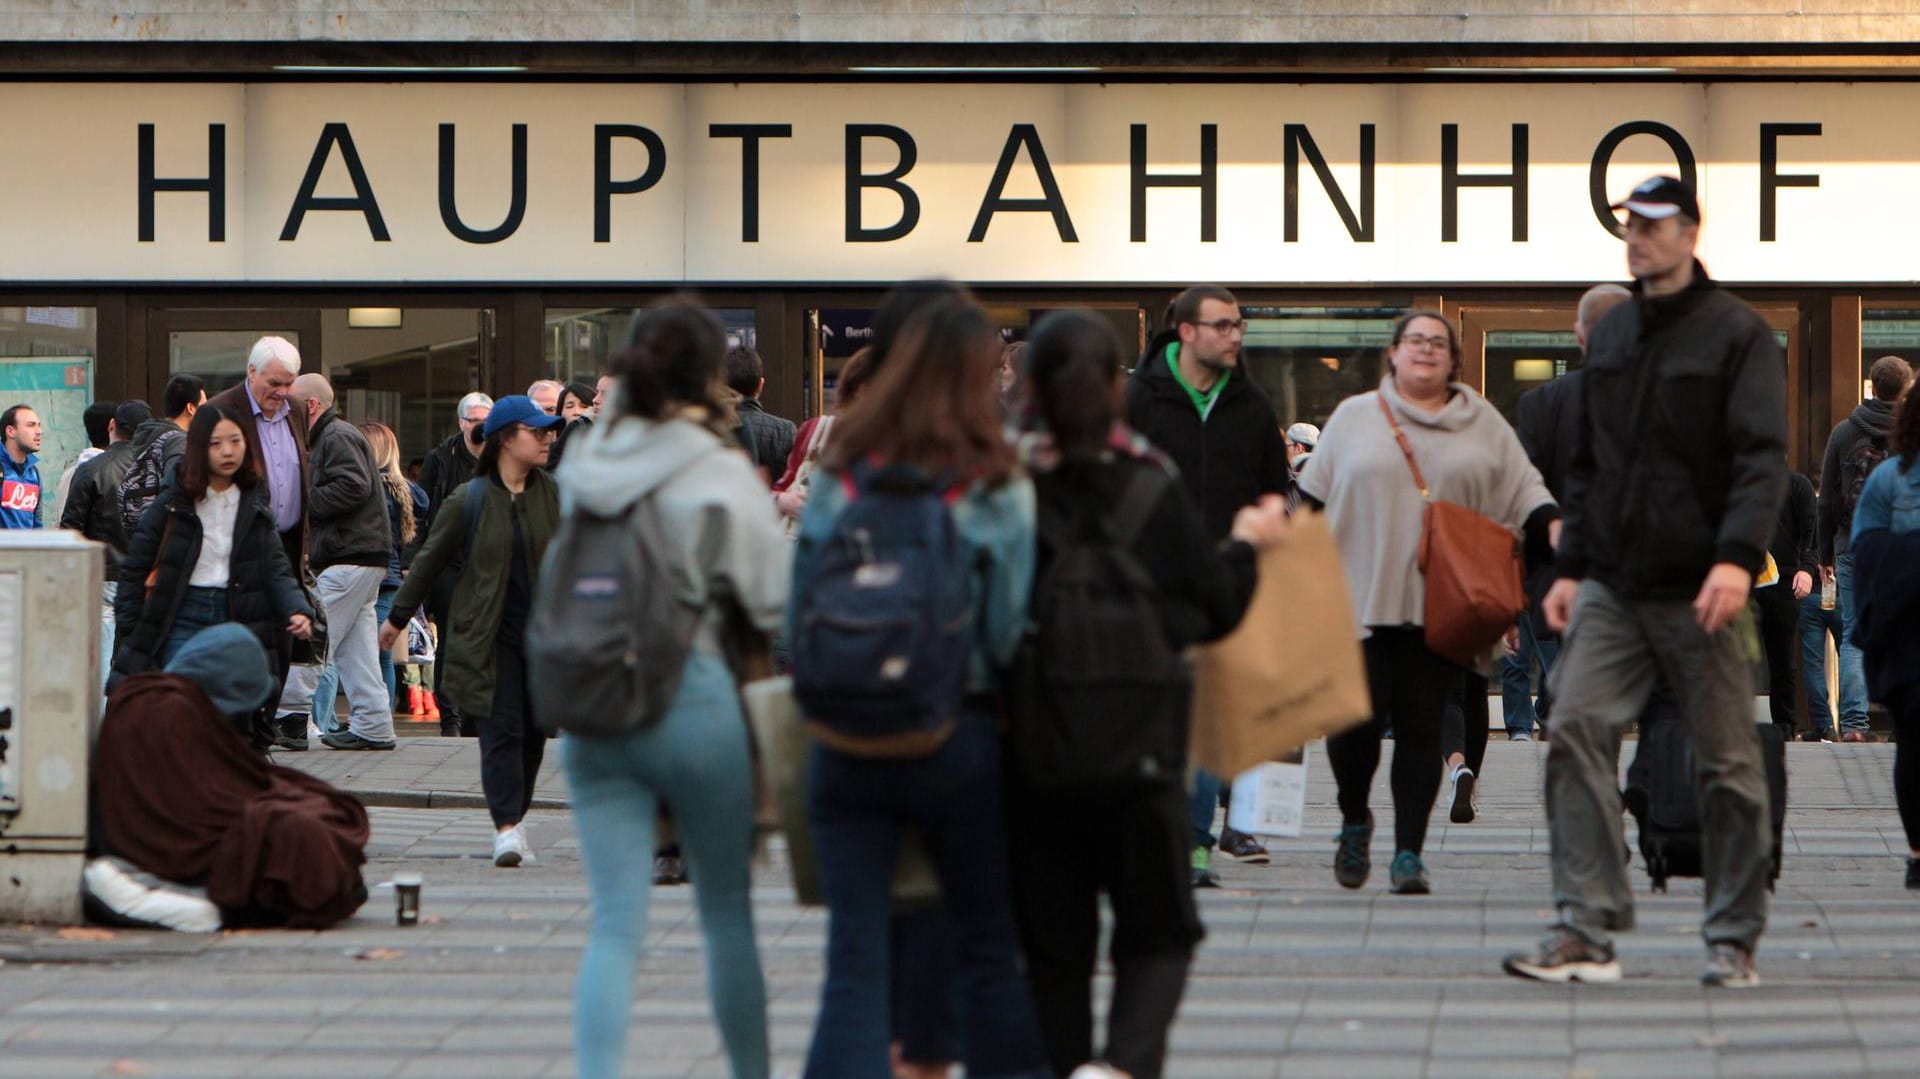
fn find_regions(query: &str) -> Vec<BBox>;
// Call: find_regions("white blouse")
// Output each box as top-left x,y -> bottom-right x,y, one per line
188,484 -> 242,588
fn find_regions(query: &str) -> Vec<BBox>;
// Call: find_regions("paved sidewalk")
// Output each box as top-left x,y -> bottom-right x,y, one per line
3,741 -> 1916,1078
277,737 -> 568,810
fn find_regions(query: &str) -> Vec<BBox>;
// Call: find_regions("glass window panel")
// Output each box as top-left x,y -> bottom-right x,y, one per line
1484,329 -> 1582,423
170,329 -> 301,400
545,307 -> 756,386
0,306 -> 98,521
1862,309 -> 1920,400
1236,305 -> 1402,430
322,309 -> 485,469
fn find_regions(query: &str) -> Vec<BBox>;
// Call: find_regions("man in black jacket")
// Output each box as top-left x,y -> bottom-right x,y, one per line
1816,355 -> 1911,742
727,347 -> 796,479
1506,176 -> 1786,990
417,390 -> 491,736
60,398 -> 152,690
274,373 -> 395,753
1125,284 -> 1291,886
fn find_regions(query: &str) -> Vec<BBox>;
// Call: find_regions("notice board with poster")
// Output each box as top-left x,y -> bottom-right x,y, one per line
0,358 -> 94,523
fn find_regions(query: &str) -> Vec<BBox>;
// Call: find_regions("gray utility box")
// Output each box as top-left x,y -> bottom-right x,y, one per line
0,530 -> 102,924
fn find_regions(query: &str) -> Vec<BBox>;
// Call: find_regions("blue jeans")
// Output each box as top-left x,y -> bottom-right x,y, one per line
1189,769 -> 1222,851
159,586 -> 229,667
1799,591 -> 1842,738
805,705 -> 1050,1079
1499,617 -> 1560,735
312,587 -> 397,734
1835,554 -> 1872,733
561,651 -> 767,1079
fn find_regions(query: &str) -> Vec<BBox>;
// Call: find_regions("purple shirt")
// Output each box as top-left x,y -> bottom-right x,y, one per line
246,380 -> 303,534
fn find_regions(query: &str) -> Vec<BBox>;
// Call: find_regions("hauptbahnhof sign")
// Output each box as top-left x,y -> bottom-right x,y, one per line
0,82 -> 1896,284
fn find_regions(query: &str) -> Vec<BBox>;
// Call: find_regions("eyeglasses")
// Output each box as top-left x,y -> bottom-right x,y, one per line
1187,317 -> 1248,336
1398,334 -> 1451,353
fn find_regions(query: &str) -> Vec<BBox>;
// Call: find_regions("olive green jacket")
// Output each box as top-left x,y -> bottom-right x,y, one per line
388,471 -> 560,719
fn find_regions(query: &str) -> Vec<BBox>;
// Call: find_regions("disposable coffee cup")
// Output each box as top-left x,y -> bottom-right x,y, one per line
394,872 -> 422,927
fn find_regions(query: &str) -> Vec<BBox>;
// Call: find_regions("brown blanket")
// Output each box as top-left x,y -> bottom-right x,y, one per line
91,674 -> 370,928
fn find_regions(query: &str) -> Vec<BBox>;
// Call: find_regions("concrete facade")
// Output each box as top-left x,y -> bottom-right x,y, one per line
2,1 -> 1919,48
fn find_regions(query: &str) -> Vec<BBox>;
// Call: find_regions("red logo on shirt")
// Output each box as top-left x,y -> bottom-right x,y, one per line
1,478 -> 40,512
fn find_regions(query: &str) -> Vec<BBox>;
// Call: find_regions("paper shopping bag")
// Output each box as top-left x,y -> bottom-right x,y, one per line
1228,746 -> 1310,839
742,676 -> 940,908
1189,512 -> 1371,779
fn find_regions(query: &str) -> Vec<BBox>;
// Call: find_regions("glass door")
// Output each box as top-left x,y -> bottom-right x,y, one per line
1457,304 -> 1583,425
148,308 -> 324,405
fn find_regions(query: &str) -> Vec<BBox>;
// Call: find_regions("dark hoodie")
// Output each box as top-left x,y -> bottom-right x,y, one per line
1817,398 -> 1897,564
1124,330 -> 1292,540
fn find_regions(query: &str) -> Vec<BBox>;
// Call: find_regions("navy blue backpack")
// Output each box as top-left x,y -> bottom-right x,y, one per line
791,460 -> 976,758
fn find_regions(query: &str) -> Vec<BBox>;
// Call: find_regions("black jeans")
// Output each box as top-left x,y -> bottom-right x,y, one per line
1006,777 -> 1201,1079
1441,671 -> 1491,777
481,637 -> 547,829
1892,686 -> 1920,854
1327,627 -> 1466,855
1753,587 -> 1802,733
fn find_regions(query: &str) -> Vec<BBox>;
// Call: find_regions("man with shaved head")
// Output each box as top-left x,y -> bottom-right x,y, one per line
275,371 -> 395,752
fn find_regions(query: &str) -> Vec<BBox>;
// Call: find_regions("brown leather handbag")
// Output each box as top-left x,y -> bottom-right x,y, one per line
1376,394 -> 1525,666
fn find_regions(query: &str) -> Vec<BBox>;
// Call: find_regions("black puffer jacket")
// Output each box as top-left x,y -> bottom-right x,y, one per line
1556,263 -> 1788,599
58,438 -> 139,567
112,481 -> 313,683
419,429 -> 479,534
305,408 -> 391,572
1124,331 -> 1292,540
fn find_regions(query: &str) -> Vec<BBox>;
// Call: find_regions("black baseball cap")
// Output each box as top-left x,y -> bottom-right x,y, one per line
1611,175 -> 1701,225
114,400 -> 152,430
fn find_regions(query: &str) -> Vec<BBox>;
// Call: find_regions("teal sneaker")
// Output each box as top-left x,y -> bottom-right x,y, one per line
1334,815 -> 1373,890
1390,850 -> 1431,895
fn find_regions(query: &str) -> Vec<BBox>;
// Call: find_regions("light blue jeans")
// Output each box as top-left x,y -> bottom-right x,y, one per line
562,650 -> 767,1079
1834,553 -> 1872,734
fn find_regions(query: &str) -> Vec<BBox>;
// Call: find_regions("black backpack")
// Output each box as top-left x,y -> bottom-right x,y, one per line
1839,416 -> 1892,537
525,457 -> 712,739
117,429 -> 183,540
1008,465 -> 1189,794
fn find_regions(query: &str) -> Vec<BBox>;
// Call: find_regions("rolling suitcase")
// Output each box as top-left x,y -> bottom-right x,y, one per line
1621,688 -> 1787,893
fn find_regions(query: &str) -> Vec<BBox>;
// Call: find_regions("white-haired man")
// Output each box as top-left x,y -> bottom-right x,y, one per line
526,380 -> 563,417
418,389 -> 493,736
207,337 -> 308,564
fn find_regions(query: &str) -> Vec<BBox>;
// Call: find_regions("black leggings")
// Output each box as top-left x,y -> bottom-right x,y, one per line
1327,627 -> 1466,855
480,637 -> 547,829
1893,686 -> 1920,854
1441,671 -> 1491,777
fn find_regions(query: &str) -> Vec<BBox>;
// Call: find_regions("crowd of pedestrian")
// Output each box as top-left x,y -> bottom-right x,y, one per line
10,170 -> 1920,1076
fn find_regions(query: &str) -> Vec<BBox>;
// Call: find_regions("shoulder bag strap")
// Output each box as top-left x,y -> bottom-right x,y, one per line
1109,465 -> 1171,549
1376,392 -> 1430,499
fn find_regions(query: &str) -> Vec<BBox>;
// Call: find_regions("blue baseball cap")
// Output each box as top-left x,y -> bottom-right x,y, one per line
482,394 -> 566,440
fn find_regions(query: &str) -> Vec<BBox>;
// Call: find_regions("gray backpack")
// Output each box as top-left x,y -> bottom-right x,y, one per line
526,486 -> 704,739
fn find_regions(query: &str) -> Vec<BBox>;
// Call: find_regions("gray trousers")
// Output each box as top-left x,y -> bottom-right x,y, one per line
277,564 -> 395,743
1545,580 -> 1772,951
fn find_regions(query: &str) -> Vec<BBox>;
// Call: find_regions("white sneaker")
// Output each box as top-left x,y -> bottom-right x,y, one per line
1069,1064 -> 1126,1079
1448,764 -> 1477,824
492,825 -> 535,868
82,857 -> 222,933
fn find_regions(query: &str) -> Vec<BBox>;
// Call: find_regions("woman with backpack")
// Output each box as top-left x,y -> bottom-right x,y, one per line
1006,310 -> 1287,1079
1295,311 -> 1557,896
791,295 -> 1051,1079
531,302 -> 790,1079
1849,382 -> 1920,888
378,394 -> 563,868
112,403 -> 314,742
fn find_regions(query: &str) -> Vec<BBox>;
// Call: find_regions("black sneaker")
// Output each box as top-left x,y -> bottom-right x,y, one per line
1448,764 -> 1477,824
273,714 -> 309,752
653,852 -> 688,886
1334,815 -> 1373,890
1701,942 -> 1759,988
1907,858 -> 1920,890
440,713 -> 463,737
319,730 -> 396,751
1503,925 -> 1622,984
1219,827 -> 1272,865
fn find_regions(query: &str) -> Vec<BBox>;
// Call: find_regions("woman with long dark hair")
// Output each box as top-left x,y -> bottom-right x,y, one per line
380,394 -> 562,867
1296,310 -> 1557,895
793,294 -> 1051,1079
1007,310 -> 1285,1079
1850,383 -> 1920,888
553,299 -> 789,1079
113,403 -> 313,740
